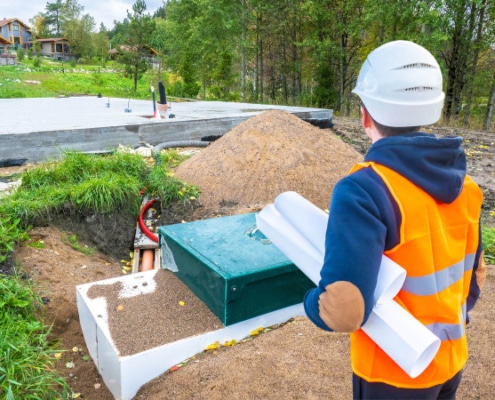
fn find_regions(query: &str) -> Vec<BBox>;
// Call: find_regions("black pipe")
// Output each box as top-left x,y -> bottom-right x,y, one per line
158,81 -> 167,104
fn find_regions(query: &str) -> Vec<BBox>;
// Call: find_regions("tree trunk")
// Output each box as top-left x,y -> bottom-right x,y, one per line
339,31 -> 347,115
443,0 -> 470,122
241,0 -> 246,101
291,14 -> 298,105
133,62 -> 138,91
484,73 -> 495,131
463,0 -> 485,127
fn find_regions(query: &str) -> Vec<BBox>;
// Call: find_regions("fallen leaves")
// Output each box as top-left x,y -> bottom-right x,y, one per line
249,327 -> 264,337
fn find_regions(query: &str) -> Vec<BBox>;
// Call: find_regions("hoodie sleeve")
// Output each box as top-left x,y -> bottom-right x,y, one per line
304,169 -> 401,331
466,222 -> 486,322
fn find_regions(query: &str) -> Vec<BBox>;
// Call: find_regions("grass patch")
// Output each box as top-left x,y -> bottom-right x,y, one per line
1,151 -> 147,229
0,275 -> 70,399
0,148 -> 197,261
482,225 -> 495,262
0,59 -> 165,101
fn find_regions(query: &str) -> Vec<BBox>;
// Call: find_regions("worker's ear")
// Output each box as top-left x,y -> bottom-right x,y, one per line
361,106 -> 373,129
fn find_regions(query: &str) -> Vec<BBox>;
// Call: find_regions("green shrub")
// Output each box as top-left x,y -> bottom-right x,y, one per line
16,47 -> 25,62
32,56 -> 42,68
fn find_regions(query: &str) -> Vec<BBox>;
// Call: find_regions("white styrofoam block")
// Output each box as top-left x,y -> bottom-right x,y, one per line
76,270 -> 305,400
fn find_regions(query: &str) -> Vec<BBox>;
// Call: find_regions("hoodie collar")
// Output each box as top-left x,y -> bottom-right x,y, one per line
364,133 -> 466,204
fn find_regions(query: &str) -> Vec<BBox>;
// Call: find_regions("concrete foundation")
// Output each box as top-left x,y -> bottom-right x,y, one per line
0,97 -> 332,164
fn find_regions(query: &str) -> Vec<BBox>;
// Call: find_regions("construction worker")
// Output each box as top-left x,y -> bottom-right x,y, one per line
303,40 -> 486,399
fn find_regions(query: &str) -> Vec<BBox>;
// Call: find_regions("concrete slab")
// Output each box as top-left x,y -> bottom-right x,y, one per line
0,97 -> 332,164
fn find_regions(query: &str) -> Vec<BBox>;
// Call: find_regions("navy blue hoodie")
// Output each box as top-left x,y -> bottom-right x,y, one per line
304,132 -> 484,331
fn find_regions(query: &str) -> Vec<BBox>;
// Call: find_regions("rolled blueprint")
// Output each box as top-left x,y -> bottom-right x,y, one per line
362,300 -> 441,378
273,191 -> 328,257
256,191 -> 440,378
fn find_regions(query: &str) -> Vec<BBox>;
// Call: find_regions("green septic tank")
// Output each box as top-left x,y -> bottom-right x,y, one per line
158,212 -> 315,326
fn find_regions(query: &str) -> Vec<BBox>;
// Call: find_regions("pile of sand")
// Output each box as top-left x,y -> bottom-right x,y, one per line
175,110 -> 363,214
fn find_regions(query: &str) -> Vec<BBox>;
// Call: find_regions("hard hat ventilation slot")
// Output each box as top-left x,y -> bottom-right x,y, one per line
403,86 -> 434,92
401,63 -> 435,69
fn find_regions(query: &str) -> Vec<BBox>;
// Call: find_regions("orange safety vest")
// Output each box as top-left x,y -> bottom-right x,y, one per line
349,162 -> 483,388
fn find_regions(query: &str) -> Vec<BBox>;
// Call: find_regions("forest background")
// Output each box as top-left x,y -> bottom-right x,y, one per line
11,0 -> 495,130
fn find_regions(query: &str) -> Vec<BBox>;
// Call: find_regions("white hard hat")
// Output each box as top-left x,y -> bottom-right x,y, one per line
352,40 -> 444,127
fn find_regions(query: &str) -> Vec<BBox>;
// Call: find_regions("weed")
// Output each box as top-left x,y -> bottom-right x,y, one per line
61,234 -> 95,256
27,240 -> 45,249
0,218 -> 29,264
156,149 -> 188,169
144,152 -> 200,206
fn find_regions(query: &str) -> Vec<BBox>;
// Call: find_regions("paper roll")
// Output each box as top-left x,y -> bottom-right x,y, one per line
362,301 -> 441,378
373,255 -> 406,304
256,191 -> 441,378
256,204 -> 322,284
273,191 -> 328,257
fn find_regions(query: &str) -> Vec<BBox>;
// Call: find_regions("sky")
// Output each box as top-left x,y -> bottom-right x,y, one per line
2,0 -> 165,30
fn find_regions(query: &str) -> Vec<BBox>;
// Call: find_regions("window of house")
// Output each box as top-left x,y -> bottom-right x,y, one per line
13,24 -> 19,31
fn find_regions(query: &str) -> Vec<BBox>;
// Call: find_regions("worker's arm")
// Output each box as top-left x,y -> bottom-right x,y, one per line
466,223 -> 487,321
304,170 -> 401,332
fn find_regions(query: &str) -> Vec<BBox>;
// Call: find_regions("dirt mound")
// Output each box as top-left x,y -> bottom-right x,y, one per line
175,110 -> 363,214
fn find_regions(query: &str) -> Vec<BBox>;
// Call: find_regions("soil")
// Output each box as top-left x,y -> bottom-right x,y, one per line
85,269 -> 223,357
3,111 -> 495,399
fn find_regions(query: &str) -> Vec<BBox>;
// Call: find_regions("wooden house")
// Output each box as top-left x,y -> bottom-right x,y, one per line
29,38 -> 71,60
0,18 -> 31,51
109,44 -> 160,68
0,18 -> 32,64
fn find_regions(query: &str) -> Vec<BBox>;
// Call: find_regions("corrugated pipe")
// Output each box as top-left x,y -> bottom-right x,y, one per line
139,198 -> 158,243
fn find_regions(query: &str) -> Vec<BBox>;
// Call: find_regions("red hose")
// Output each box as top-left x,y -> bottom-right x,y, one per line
138,198 -> 158,242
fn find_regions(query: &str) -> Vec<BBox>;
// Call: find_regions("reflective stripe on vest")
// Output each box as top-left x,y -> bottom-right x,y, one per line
348,161 -> 483,388
426,303 -> 466,341
403,254 -> 475,341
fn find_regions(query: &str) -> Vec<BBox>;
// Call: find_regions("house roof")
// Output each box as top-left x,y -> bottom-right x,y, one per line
0,18 -> 31,31
0,36 -> 12,45
110,44 -> 158,55
29,38 -> 69,44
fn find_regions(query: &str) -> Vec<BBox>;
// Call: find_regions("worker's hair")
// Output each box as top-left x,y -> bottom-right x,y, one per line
360,102 -> 421,137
